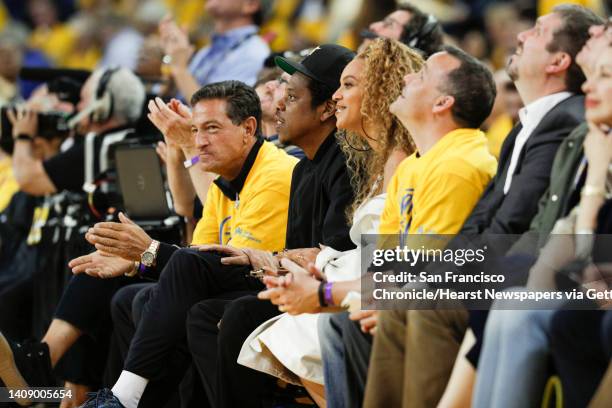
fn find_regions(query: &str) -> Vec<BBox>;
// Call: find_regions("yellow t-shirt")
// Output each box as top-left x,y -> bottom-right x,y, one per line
191,141 -> 298,251
379,128 -> 497,239
0,157 -> 19,213
486,114 -> 513,160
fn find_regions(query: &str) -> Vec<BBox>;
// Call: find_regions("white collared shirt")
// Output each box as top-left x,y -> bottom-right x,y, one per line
502,91 -> 573,194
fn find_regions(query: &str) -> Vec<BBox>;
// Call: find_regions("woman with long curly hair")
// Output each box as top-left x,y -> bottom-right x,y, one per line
237,38 -> 424,407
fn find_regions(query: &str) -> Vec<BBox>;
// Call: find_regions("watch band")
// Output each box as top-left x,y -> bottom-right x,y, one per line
141,240 -> 160,267
16,133 -> 34,142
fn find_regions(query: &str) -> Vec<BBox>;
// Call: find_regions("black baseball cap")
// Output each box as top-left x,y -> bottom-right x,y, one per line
274,44 -> 355,92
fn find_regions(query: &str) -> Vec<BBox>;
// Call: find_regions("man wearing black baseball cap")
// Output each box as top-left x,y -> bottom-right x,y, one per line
184,44 -> 357,408
275,44 -> 356,92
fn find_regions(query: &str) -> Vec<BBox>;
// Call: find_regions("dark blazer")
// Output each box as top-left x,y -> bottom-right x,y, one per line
461,94 -> 585,235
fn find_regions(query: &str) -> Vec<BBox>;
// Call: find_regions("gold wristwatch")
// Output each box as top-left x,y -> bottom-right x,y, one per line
141,240 -> 160,268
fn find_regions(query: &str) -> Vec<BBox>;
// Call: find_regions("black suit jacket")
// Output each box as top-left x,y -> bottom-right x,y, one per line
461,94 -> 585,235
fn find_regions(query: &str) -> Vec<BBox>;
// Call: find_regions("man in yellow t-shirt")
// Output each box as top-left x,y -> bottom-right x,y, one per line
0,81 -> 297,407
380,46 -> 497,239
361,46 -> 499,408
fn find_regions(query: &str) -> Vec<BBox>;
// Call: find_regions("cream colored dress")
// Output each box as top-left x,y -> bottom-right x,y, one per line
237,193 -> 386,385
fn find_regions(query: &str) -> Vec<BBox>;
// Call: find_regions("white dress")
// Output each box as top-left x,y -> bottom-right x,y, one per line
237,193 -> 386,385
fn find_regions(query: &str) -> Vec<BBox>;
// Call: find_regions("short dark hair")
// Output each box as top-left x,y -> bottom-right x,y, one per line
398,3 -> 444,57
305,75 -> 334,110
548,5 -> 604,93
440,45 -> 497,129
191,80 -> 262,137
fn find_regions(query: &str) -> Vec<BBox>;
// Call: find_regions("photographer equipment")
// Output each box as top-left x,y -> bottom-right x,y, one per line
66,67 -> 121,129
114,142 -> 176,226
0,70 -> 85,154
0,107 -> 72,154
359,13 -> 441,54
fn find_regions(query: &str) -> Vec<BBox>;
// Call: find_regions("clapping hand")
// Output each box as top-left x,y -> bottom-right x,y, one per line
85,212 -> 153,262
147,97 -> 194,149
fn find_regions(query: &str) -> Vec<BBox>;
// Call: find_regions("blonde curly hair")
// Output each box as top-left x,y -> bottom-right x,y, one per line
338,38 -> 424,220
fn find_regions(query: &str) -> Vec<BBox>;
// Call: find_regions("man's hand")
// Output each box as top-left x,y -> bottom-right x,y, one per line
85,212 -> 152,262
258,258 -> 325,315
156,141 -> 168,164
349,310 -> 379,335
6,106 -> 37,138
194,244 -> 281,272
243,248 -> 281,272
281,247 -> 321,268
68,250 -> 133,279
147,97 -> 194,149
194,243 -> 250,264
159,15 -> 194,69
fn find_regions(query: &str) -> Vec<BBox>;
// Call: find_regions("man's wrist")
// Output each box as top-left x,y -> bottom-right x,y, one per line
141,239 -> 160,267
125,261 -> 139,277
170,64 -> 190,78
14,133 -> 34,141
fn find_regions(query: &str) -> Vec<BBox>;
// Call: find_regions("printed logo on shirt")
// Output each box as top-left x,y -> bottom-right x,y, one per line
234,226 -> 262,244
399,188 -> 414,245
219,216 -> 232,244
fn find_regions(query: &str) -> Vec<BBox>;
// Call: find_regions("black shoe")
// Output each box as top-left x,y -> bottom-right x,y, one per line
80,389 -> 125,408
0,332 -> 55,406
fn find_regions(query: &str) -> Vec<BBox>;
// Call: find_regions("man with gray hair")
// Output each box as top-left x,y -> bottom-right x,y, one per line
9,67 -> 145,196
0,67 -> 145,406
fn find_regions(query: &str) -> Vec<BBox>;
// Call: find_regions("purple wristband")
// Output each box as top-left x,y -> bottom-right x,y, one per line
183,155 -> 200,169
138,262 -> 147,275
324,282 -> 334,306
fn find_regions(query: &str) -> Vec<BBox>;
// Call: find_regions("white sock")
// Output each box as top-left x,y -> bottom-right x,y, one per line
111,370 -> 148,408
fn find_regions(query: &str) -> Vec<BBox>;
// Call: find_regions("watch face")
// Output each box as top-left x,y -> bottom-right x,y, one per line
142,252 -> 154,266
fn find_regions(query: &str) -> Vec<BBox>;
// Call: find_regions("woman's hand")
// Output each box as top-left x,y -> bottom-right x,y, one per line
258,259 -> 325,315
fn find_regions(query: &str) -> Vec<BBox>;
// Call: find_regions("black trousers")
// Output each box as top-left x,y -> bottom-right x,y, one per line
105,282 -> 154,385
109,282 -> 199,408
53,273 -> 145,386
187,294 -> 281,408
549,309 -> 608,408
109,280 -> 254,408
0,241 -> 35,339
602,310 -> 612,357
123,249 -> 263,382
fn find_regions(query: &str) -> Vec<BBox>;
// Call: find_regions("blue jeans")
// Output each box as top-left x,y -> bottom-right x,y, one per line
473,291 -> 565,408
318,313 -> 348,408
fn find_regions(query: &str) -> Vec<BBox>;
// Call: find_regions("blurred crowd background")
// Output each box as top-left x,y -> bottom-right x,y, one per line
0,0 -> 610,104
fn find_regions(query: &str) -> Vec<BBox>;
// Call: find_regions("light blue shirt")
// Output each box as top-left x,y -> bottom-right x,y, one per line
188,25 -> 270,87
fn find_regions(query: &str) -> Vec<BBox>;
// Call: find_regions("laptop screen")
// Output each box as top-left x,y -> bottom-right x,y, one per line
114,144 -> 171,220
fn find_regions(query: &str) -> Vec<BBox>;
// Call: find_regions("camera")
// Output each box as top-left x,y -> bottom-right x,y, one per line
0,107 -> 72,154
0,74 -> 83,154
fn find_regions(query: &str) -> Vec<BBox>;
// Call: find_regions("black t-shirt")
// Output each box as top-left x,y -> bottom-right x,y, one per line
154,133 -> 356,278
42,138 -> 85,193
285,132 -> 355,251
